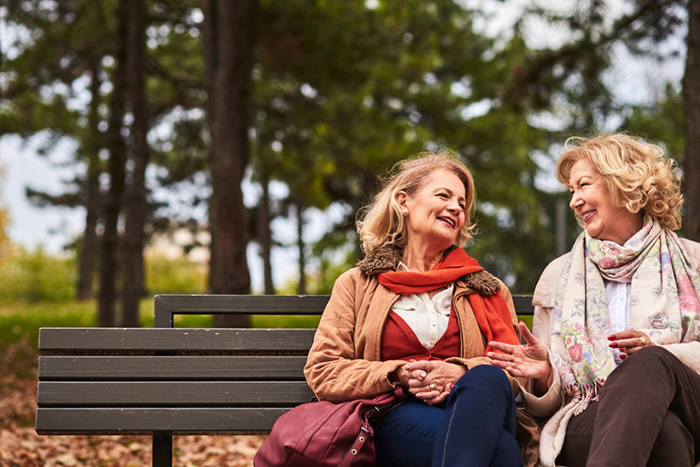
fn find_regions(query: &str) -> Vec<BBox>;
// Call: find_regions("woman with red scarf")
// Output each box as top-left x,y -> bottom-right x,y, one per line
304,153 -> 526,466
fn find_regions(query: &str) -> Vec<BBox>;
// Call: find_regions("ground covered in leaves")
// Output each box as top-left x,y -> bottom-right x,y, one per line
0,339 -> 265,466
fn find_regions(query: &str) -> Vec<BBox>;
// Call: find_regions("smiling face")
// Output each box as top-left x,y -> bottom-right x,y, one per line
568,158 -> 643,245
398,168 -> 467,253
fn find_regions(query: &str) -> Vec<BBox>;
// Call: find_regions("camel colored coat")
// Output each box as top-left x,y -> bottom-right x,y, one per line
303,246 -> 519,403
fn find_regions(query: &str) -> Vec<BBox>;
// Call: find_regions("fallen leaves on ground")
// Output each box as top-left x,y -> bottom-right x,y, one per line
0,340 -> 266,466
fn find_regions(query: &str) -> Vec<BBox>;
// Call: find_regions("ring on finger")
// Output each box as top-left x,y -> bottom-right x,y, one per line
429,383 -> 436,390
640,336 -> 647,347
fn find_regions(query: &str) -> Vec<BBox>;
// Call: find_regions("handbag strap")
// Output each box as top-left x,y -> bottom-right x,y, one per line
338,389 -> 406,467
362,387 -> 406,424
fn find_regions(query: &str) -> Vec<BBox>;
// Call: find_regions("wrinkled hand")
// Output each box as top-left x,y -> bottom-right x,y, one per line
403,360 -> 466,406
608,329 -> 654,357
487,322 -> 550,381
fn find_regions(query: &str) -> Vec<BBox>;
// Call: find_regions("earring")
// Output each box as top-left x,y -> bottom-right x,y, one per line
402,209 -> 408,216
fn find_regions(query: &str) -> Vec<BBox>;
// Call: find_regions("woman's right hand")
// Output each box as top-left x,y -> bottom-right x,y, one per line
487,322 -> 551,383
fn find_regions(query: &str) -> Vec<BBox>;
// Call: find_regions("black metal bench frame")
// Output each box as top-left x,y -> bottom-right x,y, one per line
36,294 -> 534,467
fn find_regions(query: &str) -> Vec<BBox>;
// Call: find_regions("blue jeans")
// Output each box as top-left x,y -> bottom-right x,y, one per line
373,365 -> 521,467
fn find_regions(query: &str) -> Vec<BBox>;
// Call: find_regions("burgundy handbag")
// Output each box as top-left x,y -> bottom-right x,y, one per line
253,389 -> 404,467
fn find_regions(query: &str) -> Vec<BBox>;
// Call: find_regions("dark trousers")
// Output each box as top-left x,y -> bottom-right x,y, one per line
556,346 -> 700,467
373,365 -> 522,467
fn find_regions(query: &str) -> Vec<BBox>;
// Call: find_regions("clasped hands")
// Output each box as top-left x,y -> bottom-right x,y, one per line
392,360 -> 467,406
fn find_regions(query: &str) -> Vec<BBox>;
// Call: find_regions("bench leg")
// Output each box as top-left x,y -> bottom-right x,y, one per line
152,435 -> 173,467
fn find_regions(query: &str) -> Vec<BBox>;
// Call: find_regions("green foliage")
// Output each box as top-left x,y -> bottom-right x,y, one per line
144,253 -> 208,295
0,247 -> 76,303
623,84 -> 684,160
3,0 -> 694,300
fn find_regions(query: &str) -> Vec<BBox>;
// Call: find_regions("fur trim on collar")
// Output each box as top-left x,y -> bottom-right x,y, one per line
356,244 -> 501,296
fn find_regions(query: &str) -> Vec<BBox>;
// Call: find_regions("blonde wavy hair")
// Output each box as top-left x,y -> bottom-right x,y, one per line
357,152 -> 476,254
556,133 -> 683,230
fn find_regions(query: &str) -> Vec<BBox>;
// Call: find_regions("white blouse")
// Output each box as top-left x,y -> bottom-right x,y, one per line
391,261 -> 453,350
604,279 -> 631,365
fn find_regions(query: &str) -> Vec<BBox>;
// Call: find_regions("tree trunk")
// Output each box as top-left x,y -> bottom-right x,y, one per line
120,0 -> 149,327
258,175 -> 275,294
202,0 -> 257,327
97,0 -> 128,327
76,58 -> 102,301
684,0 -> 700,242
296,204 -> 306,295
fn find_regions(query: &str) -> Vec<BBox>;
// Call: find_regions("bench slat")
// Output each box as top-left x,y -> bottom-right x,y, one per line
38,328 -> 316,351
38,381 -> 315,406
512,295 -> 534,316
39,356 -> 307,380
154,294 -> 534,317
36,407 -> 292,434
155,294 -> 330,315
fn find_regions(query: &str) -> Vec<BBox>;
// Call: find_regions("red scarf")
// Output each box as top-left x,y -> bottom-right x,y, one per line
378,248 -> 519,353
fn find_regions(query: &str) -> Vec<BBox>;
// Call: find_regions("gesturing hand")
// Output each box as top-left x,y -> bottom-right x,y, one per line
487,322 -> 550,382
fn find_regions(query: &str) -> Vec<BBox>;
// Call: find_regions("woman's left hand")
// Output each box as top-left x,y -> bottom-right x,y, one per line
608,329 -> 654,357
403,360 -> 466,406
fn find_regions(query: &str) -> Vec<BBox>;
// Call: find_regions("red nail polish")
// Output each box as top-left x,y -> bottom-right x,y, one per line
608,334 -> 616,340
609,342 -> 618,348
620,354 -> 627,360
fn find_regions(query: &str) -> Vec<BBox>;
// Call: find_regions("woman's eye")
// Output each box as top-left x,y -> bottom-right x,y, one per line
437,193 -> 448,199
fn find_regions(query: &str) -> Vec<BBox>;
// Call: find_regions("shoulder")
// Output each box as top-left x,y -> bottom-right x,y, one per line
333,267 -> 365,289
679,237 -> 700,271
332,267 -> 379,298
532,253 -> 570,308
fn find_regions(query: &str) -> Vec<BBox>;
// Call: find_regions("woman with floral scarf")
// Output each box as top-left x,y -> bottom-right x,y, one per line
489,133 -> 700,466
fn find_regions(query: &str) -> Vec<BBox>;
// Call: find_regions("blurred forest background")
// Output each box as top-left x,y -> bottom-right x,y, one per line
2,0 -> 700,464
1,0 -> 699,329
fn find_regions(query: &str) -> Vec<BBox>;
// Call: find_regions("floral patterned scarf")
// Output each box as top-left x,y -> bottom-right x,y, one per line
551,217 -> 700,414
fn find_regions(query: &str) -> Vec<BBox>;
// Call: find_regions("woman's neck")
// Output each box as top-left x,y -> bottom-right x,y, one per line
402,242 -> 447,272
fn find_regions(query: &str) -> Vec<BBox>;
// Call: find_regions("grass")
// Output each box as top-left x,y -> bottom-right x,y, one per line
0,298 -> 322,392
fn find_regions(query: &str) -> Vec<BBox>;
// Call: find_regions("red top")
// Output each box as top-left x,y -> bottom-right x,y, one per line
380,307 -> 460,361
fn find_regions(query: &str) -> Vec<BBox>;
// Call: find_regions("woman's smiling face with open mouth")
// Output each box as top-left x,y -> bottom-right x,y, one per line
401,168 -> 466,250
568,158 -> 642,245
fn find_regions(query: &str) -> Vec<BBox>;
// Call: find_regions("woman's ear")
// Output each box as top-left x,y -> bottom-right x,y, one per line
396,190 -> 408,214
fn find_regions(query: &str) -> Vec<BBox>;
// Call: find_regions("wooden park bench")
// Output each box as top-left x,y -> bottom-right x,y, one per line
35,294 -> 534,467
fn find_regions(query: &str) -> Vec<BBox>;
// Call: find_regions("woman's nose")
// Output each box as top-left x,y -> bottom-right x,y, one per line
447,200 -> 461,213
569,191 -> 582,209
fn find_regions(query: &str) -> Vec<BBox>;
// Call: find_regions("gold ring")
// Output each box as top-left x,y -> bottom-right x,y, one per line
640,337 -> 647,347
429,383 -> 436,390
510,363 -> 516,369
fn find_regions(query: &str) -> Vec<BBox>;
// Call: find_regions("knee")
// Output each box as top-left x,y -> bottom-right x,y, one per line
454,365 -> 513,399
613,345 -> 670,373
605,346 -> 674,386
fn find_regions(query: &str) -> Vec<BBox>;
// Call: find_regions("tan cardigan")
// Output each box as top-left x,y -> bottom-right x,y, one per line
303,246 -> 519,403
521,237 -> 700,466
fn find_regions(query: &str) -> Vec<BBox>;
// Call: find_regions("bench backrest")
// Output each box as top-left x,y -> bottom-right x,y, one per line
153,294 -> 534,327
36,294 -> 534,436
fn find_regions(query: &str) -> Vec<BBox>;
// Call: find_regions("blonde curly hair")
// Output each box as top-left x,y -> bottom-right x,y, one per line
556,133 -> 683,230
357,152 -> 476,254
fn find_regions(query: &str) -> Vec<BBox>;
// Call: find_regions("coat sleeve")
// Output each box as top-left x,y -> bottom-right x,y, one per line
519,304 -> 565,417
519,257 -> 568,417
661,238 -> 700,373
303,271 -> 405,402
